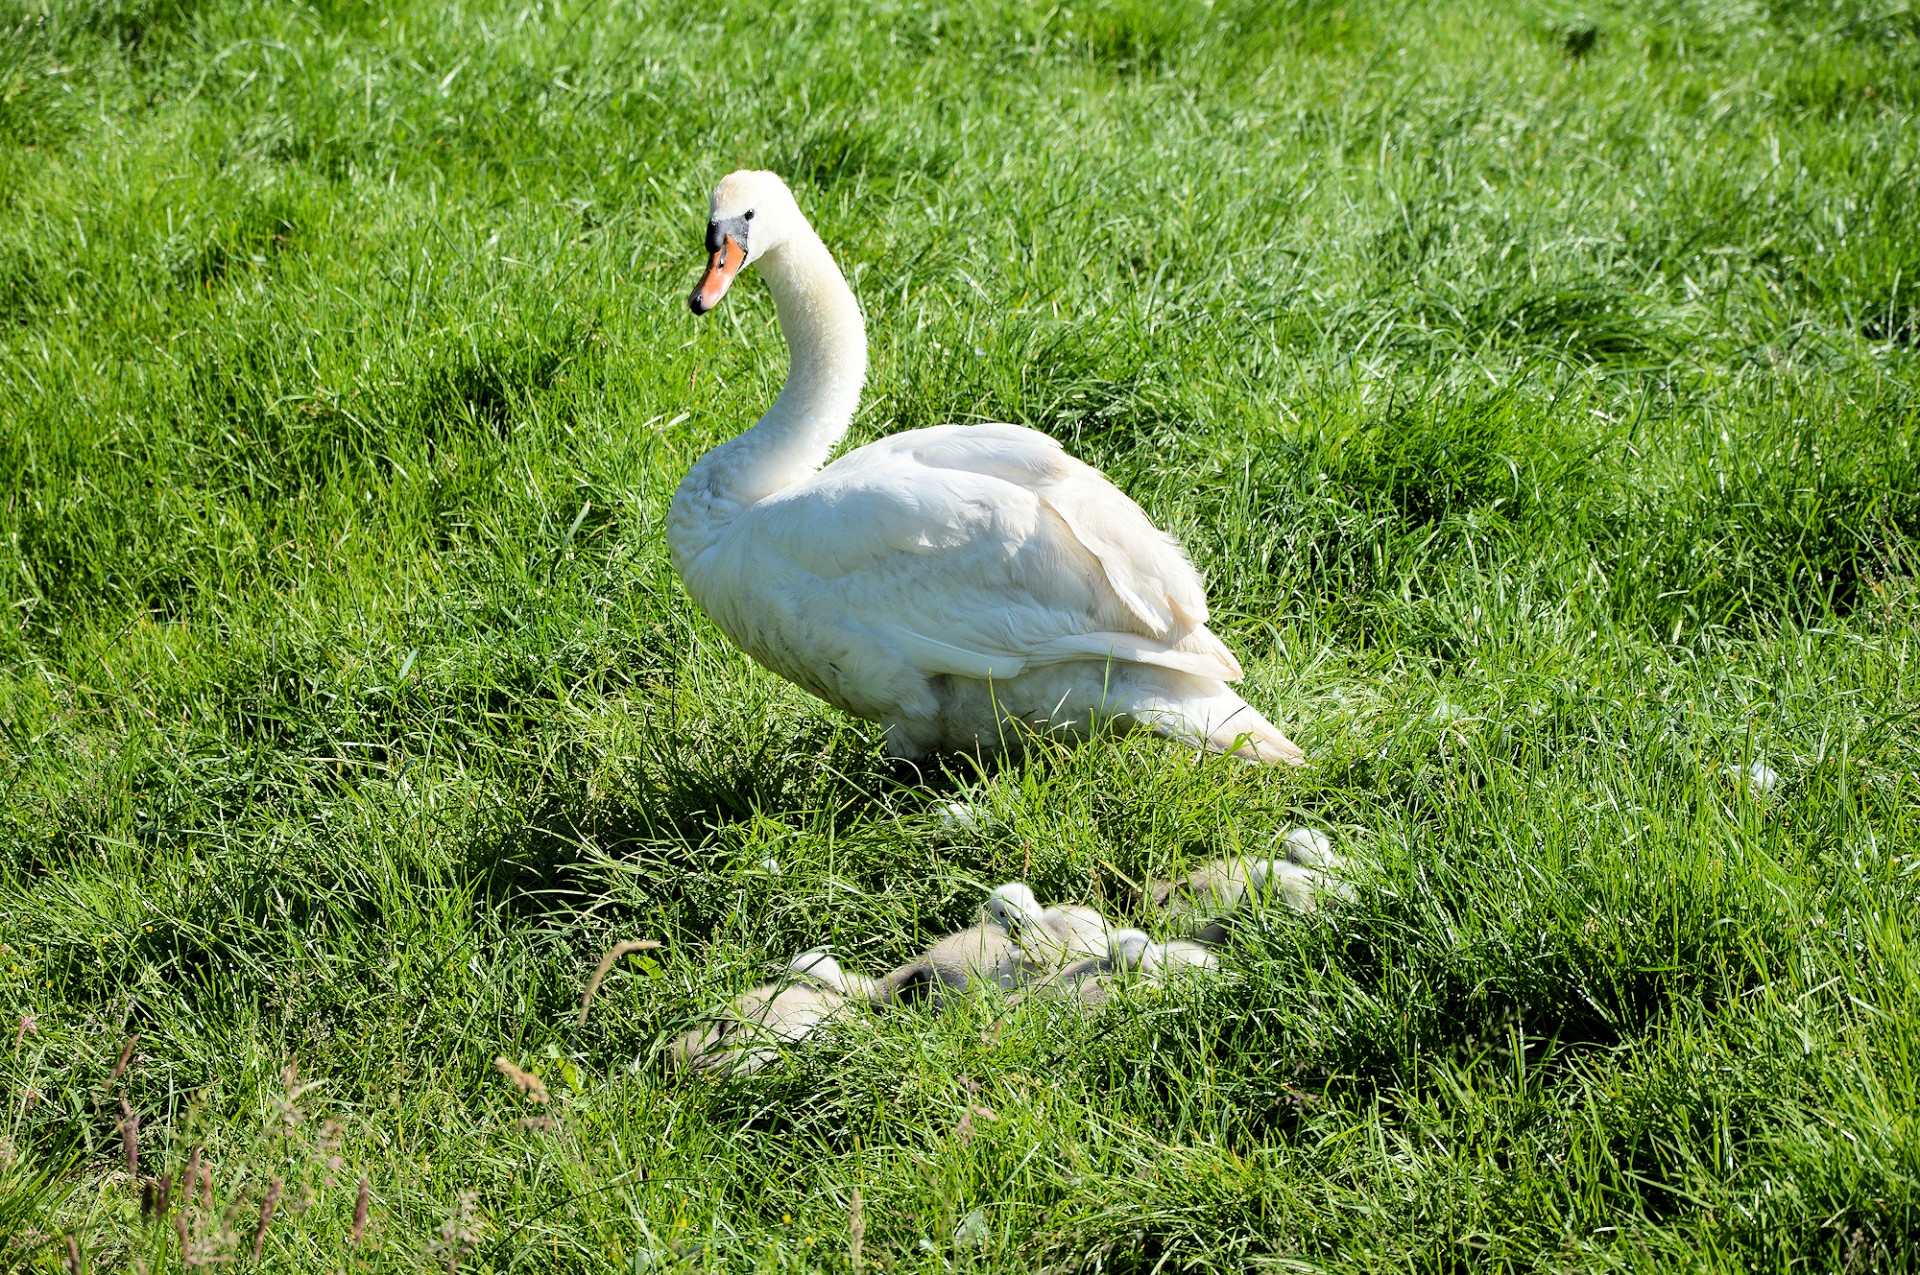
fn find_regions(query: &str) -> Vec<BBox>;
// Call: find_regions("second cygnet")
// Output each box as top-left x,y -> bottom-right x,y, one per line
1019,926 -> 1221,1009
873,883 -> 1053,1007
668,950 -> 877,1075
1109,928 -> 1221,978
1025,901 -> 1113,965
1146,827 -> 1350,944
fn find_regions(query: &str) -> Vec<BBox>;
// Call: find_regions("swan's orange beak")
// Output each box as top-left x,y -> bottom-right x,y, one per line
689,235 -> 745,315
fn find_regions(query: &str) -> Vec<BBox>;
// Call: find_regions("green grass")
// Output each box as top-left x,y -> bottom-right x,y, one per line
2,0 -> 1918,1268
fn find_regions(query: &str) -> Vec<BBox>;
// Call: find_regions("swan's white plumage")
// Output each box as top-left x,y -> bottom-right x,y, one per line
669,170 -> 1302,763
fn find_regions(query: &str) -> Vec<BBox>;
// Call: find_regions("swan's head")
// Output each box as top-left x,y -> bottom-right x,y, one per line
689,169 -> 803,315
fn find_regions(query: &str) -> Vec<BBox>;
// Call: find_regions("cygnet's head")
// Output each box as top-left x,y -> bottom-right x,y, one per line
836,970 -> 878,1002
1282,827 -> 1335,868
689,169 -> 805,314
984,882 -> 1045,932
1107,928 -> 1152,969
789,948 -> 845,990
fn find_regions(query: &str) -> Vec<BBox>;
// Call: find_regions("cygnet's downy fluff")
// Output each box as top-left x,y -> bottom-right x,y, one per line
1146,828 -> 1350,943
668,949 -> 877,1075
874,883 -> 1116,1006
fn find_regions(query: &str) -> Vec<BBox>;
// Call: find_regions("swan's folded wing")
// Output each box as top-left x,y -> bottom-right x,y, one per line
871,625 -> 1024,681
890,424 -> 1215,638
753,433 -> 1243,684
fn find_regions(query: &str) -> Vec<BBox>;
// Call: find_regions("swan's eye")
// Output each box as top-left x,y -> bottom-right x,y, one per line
744,209 -> 755,221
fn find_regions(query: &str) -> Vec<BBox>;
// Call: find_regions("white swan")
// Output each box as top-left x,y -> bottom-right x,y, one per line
670,170 -> 1304,764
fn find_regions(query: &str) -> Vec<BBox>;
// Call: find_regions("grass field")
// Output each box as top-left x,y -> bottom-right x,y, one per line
3,0 -> 1919,1268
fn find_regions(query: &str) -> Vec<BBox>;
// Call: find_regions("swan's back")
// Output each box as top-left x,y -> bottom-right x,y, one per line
860,423 -> 1219,642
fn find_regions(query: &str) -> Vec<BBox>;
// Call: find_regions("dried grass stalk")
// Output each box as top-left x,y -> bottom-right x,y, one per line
578,940 -> 662,1027
182,1147 -> 201,1212
849,1187 -> 864,1273
493,1057 -> 550,1104
118,1098 -> 138,1181
105,1034 -> 138,1091
252,1179 -> 282,1260
351,1176 -> 370,1245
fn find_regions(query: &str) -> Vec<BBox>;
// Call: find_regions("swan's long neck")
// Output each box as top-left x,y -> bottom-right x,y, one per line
669,228 -> 867,569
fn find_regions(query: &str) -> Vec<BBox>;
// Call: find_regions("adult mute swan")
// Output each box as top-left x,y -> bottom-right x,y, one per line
670,170 -> 1304,764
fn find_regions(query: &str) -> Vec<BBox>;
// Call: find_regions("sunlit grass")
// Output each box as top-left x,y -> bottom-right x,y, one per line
1,0 -> 1917,1269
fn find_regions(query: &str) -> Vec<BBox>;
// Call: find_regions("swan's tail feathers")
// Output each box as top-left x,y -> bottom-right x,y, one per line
1127,681 -> 1307,767
1213,707 -> 1306,766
